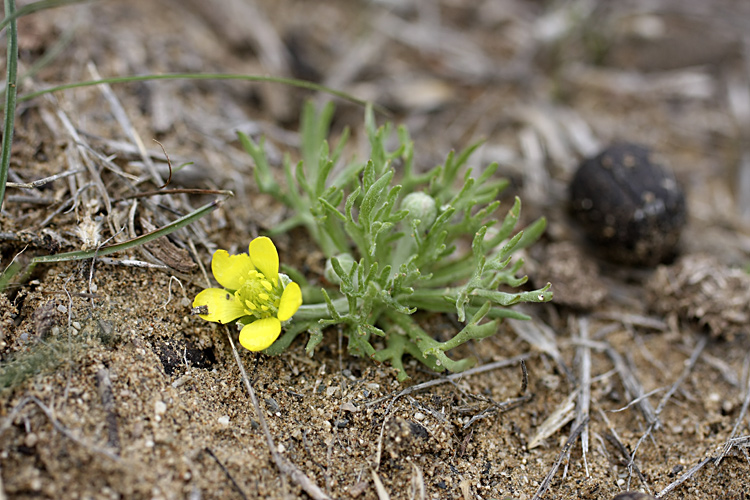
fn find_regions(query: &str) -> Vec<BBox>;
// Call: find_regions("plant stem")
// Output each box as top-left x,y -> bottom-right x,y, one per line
294,297 -> 348,320
0,0 -> 18,210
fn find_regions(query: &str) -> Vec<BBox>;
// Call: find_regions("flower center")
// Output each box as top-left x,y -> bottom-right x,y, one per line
235,270 -> 281,319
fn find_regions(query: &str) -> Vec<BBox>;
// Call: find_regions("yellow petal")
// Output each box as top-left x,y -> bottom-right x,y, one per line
277,282 -> 302,322
248,236 -> 279,283
193,288 -> 247,324
239,317 -> 281,351
211,249 -> 255,291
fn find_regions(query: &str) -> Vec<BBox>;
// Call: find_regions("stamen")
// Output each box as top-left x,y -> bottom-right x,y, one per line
237,268 -> 283,319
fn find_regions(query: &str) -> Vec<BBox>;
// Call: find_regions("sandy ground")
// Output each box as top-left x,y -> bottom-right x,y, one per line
1,0 -> 750,499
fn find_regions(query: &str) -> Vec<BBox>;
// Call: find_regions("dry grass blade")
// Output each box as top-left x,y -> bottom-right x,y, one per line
202,447 -> 248,500
508,316 -> 573,382
599,403 -> 652,493
528,390 -> 577,450
52,103 -> 112,213
717,358 -> 750,464
655,457 -> 714,498
593,312 -> 668,331
626,336 -> 707,487
0,396 -> 120,462
409,460 -> 425,500
367,354 -> 532,408
606,347 -> 658,427
573,316 -> 592,475
463,393 -> 532,430
5,168 -> 83,188
96,368 -> 120,451
224,328 -> 332,500
562,64 -> 715,100
531,417 -> 589,500
461,364 -> 531,429
87,61 -> 166,189
372,355 -> 531,470
372,470 -> 391,500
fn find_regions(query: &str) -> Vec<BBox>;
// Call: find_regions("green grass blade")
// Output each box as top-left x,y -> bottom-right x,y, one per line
16,73 -> 386,112
0,0 -> 18,210
0,198 -> 225,292
0,0 -> 94,34
31,198 -> 223,264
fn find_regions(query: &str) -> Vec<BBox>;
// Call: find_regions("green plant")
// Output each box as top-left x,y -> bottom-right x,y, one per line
237,102 -> 552,381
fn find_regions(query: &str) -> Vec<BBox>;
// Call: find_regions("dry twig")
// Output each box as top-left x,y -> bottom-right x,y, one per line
5,168 -> 83,189
626,337 -> 707,488
96,367 -> 120,452
573,316 -> 592,476
0,396 -> 120,462
530,417 -> 589,500
655,457 -> 714,498
202,447 -> 248,500
717,358 -> 750,464
224,328 -> 332,500
371,354 -> 531,470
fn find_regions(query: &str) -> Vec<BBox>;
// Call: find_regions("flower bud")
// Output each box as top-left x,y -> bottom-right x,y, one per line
401,192 -> 437,232
324,253 -> 356,285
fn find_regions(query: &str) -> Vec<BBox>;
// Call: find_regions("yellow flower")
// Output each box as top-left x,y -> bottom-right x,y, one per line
193,237 -> 303,351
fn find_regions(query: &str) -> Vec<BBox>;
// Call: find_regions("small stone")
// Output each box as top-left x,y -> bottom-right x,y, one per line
154,400 -> 167,415
612,493 -> 657,500
341,402 -> 359,412
30,477 -> 42,491
414,412 -> 426,420
217,415 -> 230,426
349,480 -> 369,497
57,305 -> 67,314
569,142 -> 686,266
335,419 -> 349,428
24,433 -> 38,447
408,421 -> 429,439
72,321 -> 82,331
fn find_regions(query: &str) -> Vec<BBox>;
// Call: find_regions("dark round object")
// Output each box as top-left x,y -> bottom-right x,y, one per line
569,142 -> 686,266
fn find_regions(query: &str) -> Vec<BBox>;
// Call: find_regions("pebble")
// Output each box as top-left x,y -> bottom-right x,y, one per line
154,400 -> 167,415
335,419 -> 349,428
24,433 -> 38,447
217,415 -> 230,426
612,493 -> 657,500
341,402 -> 359,412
